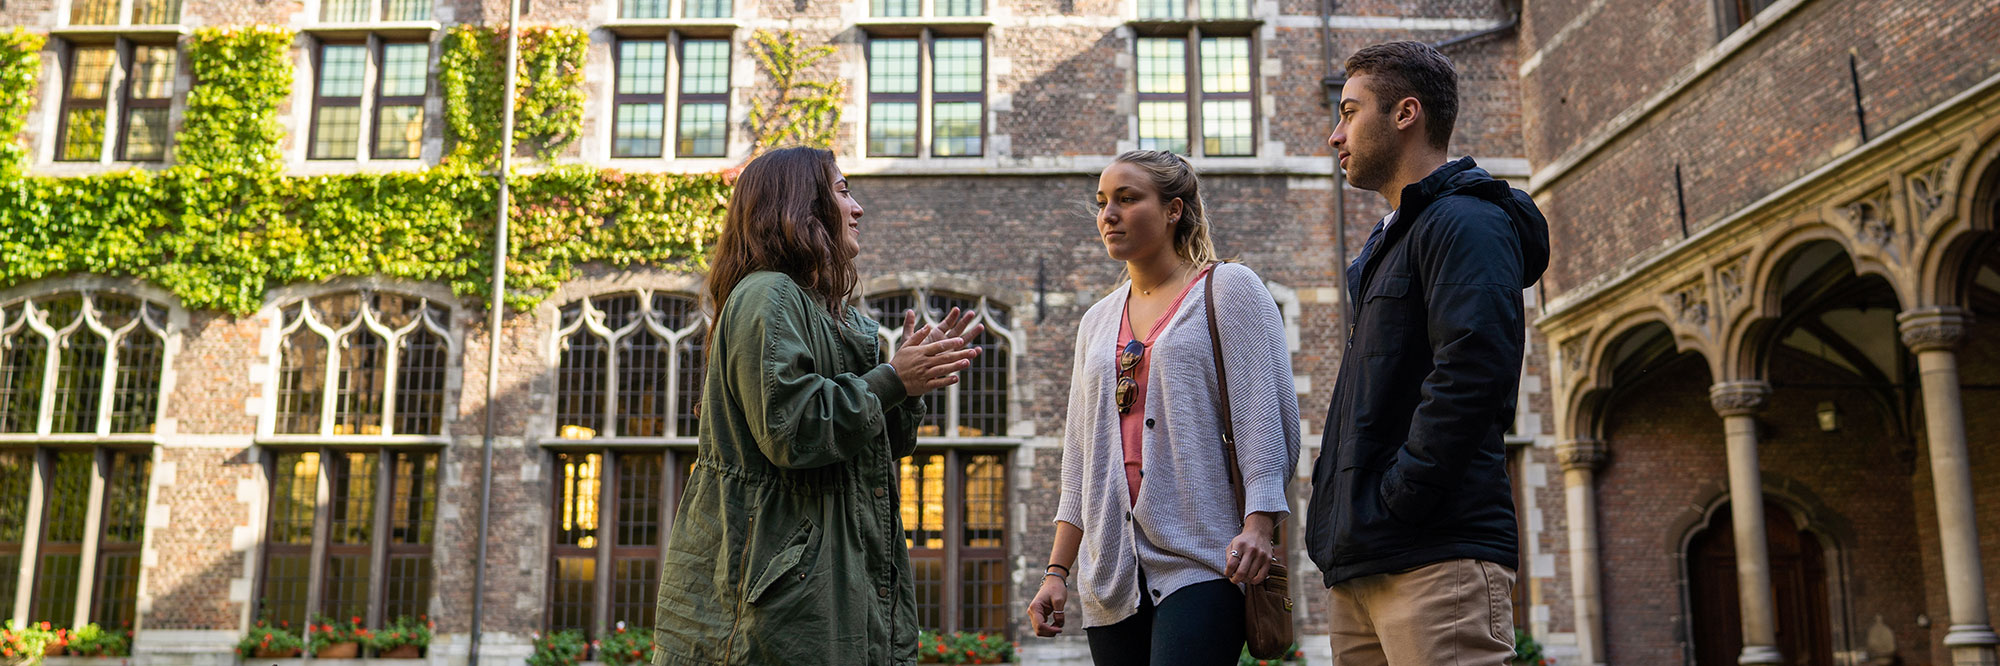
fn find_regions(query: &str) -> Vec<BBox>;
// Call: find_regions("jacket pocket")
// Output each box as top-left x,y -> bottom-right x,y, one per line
1362,274 -> 1409,302
1358,273 -> 1416,358
745,517 -> 822,605
1327,464 -> 1414,565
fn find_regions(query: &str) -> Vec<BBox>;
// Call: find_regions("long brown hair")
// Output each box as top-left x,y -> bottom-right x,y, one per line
705,147 -> 857,319
1113,150 -> 1220,265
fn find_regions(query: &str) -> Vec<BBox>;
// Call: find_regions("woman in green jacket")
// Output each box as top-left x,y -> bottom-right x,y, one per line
653,147 -> 983,665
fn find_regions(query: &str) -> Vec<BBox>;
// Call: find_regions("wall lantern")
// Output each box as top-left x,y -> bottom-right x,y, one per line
1817,401 -> 1841,432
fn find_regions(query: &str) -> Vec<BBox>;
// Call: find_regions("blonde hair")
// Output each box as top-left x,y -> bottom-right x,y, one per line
1111,150 -> 1220,265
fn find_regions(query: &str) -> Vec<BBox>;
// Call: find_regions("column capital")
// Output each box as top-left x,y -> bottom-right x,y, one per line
1899,306 -> 1970,353
1709,381 -> 1772,418
1557,438 -> 1607,472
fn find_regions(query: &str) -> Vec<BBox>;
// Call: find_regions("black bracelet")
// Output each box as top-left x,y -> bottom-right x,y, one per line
1046,563 -> 1071,576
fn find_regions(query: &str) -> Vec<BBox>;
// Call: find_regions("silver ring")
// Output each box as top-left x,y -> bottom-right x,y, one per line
1228,550 -> 1240,558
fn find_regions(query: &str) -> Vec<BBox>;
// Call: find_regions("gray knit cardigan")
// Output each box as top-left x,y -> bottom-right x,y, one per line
1053,262 -> 1301,628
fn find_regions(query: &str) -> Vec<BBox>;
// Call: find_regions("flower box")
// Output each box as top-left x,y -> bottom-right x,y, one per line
313,642 -> 360,659
377,645 -> 422,659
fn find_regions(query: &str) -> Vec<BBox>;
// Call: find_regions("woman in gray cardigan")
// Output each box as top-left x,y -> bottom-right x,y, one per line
1026,150 -> 1302,665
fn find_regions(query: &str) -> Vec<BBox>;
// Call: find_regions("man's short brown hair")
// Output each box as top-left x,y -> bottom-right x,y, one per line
1344,41 -> 1458,151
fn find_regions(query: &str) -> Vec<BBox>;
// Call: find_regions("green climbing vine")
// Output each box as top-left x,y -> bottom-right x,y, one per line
0,25 -> 727,315
748,30 -> 845,153
440,24 -> 588,164
176,26 -> 294,171
0,28 -> 46,175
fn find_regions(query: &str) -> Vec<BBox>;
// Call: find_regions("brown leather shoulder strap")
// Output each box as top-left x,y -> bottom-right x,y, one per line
1204,262 -> 1248,522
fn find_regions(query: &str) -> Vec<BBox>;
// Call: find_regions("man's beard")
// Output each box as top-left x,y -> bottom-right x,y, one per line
1345,147 -> 1393,193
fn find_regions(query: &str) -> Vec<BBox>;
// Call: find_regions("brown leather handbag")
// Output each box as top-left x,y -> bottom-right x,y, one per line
1203,263 -> 1297,660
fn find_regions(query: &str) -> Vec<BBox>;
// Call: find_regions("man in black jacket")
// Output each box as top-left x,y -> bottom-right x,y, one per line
1305,41 -> 1550,664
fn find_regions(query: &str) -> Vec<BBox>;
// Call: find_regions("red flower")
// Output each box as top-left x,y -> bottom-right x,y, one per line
629,650 -> 640,658
351,617 -> 362,626
1296,650 -> 1305,658
281,621 -> 291,628
936,645 -> 946,654
4,648 -> 14,658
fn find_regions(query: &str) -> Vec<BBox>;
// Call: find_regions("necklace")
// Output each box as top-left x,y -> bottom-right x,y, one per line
1136,262 -> 1191,296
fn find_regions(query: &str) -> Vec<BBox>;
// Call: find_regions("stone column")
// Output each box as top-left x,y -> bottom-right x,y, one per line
1899,306 -> 2000,666
1710,380 -> 1783,665
1558,438 -> 1608,666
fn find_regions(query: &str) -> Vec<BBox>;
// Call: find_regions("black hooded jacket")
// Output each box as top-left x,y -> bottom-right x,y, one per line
1306,157 -> 1551,587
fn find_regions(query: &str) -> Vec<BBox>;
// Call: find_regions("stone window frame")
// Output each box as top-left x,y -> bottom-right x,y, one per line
857,16 -> 993,160
305,38 -> 435,163
534,276 -> 706,640
606,34 -> 735,159
251,446 -> 441,634
1715,0 -> 1778,39
541,448 -> 693,641
55,0 -> 185,28
542,287 -> 709,444
46,36 -> 183,165
858,282 -> 1019,441
254,281 -> 463,444
0,278 -> 177,632
857,275 -> 1021,636
0,445 -> 155,633
1127,21 -> 1261,158
896,446 -> 1011,635
0,288 -> 176,439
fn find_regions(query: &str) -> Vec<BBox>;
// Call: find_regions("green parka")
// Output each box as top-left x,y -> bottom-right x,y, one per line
653,271 -> 924,665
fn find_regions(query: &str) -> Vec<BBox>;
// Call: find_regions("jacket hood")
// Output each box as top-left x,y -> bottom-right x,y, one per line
1406,157 -> 1551,289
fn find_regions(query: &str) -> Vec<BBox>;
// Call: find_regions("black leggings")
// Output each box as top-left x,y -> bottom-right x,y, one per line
1084,574 -> 1245,666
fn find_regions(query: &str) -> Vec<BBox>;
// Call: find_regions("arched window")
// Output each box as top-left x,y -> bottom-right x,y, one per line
0,292 -> 168,435
864,289 -> 1013,439
0,290 -> 166,630
863,286 -> 1016,636
543,290 -> 706,637
551,291 -> 706,440
271,291 -> 451,437
256,449 -> 438,629
256,290 -> 447,631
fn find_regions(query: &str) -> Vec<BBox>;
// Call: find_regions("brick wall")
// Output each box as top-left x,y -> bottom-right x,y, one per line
1522,0 -> 2000,298
141,446 -> 260,631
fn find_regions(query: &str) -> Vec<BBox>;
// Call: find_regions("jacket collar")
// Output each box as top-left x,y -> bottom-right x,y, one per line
1356,157 -> 1481,290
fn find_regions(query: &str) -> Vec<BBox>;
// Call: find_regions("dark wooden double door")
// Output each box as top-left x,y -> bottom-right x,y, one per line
1687,499 -> 1834,666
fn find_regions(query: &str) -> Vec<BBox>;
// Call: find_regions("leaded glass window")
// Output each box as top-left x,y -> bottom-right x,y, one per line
272,291 -> 451,437
552,292 -> 705,440
0,293 -> 168,436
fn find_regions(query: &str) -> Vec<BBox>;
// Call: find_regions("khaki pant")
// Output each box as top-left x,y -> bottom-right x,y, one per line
1326,558 -> 1516,666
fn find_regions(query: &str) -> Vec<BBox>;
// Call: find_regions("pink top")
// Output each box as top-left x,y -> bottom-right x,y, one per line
1117,264 -> 1213,505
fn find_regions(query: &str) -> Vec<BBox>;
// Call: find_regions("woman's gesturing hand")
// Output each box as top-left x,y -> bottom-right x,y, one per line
1224,512 -> 1279,585
891,307 -> 985,397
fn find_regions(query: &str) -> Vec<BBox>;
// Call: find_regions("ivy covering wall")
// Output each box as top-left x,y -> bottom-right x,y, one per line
0,26 -> 728,314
